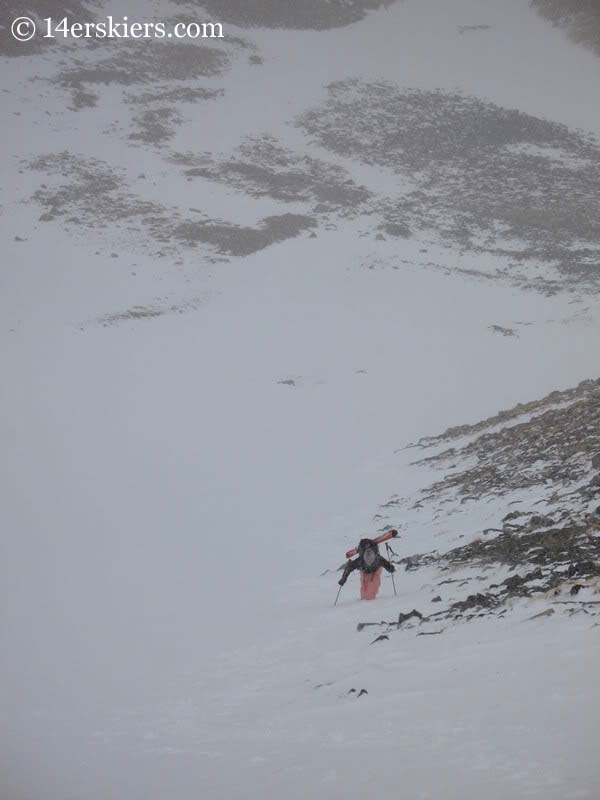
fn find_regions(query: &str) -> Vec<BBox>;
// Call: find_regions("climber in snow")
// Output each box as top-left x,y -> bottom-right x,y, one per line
338,534 -> 396,600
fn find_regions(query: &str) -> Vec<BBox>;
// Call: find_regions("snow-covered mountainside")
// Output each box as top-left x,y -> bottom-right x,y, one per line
2,1 -> 600,798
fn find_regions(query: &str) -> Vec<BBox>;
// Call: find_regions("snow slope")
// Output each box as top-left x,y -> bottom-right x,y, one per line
2,1 -> 600,798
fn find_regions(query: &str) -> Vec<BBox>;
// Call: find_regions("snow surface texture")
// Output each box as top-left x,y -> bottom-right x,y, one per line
2,1 -> 600,798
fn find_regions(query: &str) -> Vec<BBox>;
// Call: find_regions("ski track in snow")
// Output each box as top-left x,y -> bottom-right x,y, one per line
2,0 -> 600,798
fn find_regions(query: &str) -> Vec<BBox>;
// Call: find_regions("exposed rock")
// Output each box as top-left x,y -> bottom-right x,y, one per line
525,608 -> 555,621
375,377 -> 600,630
502,568 -> 543,592
490,325 -> 517,337
567,561 -> 600,578
409,379 -> 600,505
528,515 -> 554,529
503,510 -> 523,522
298,82 -> 600,289
533,0 -> 600,58
450,592 -> 500,614
396,609 -> 424,628
172,136 -> 370,215
173,213 -> 316,256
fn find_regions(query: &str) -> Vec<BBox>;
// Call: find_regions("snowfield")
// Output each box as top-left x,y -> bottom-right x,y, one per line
2,1 -> 600,798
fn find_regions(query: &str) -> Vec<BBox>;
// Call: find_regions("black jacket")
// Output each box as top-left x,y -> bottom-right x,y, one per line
338,538 -> 395,586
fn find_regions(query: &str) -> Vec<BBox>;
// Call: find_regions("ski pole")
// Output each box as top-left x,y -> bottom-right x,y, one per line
334,583 -> 343,606
386,543 -> 397,597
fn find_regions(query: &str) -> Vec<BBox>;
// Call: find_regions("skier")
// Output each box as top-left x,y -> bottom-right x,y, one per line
338,535 -> 396,600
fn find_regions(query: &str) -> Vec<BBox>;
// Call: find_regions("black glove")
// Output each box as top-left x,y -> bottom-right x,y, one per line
389,565 -> 395,573
338,577 -> 346,586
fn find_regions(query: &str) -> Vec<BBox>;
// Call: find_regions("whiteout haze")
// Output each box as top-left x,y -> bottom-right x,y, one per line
2,1 -> 600,799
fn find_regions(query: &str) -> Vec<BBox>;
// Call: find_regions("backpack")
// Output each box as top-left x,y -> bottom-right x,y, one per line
357,538 -> 380,573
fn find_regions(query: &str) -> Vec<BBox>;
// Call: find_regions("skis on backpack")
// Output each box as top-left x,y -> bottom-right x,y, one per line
345,529 -> 398,559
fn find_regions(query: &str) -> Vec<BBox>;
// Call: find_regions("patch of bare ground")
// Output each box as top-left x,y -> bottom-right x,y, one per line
364,378 -> 600,631
298,81 -> 600,290
171,135 -> 371,214
489,324 -> 517,337
28,152 -> 316,257
127,87 -> 224,105
532,0 -> 600,57
173,213 -> 316,256
29,152 -> 165,228
358,517 -> 600,632
57,41 -> 228,87
123,76 -> 225,147
68,85 -> 99,111
410,378 -> 600,507
125,86 -> 225,148
96,295 -> 208,326
101,306 -> 164,324
128,107 -> 182,146
413,377 -> 600,450
383,517 -> 600,626
52,38 -> 229,116
173,0 -> 398,30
